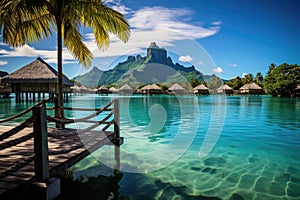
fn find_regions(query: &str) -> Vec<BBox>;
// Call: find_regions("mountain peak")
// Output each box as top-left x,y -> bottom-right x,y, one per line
147,42 -> 167,64
148,42 -> 159,49
73,42 -> 215,87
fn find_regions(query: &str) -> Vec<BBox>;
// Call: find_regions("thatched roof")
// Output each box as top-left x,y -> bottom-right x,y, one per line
109,87 -> 119,92
119,84 -> 133,91
71,85 -> 90,91
71,85 -> 80,90
168,83 -> 185,91
240,83 -> 262,90
217,84 -> 233,90
141,84 -> 161,90
194,84 -> 209,90
98,85 -> 108,90
1,57 -> 73,86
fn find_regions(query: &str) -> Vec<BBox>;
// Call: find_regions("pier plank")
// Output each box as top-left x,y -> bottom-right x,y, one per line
0,125 -> 114,197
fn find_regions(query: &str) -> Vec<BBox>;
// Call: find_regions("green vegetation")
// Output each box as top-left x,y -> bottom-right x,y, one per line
227,73 -> 264,90
73,67 -> 104,88
72,39 -> 299,97
264,63 -> 300,97
226,76 -> 244,90
0,0 -> 130,117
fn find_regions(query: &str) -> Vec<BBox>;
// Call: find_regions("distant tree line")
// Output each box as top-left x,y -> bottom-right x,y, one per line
226,72 -> 264,90
189,63 -> 300,97
264,63 -> 300,97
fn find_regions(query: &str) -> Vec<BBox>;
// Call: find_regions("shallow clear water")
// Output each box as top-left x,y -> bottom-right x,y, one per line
1,95 -> 300,200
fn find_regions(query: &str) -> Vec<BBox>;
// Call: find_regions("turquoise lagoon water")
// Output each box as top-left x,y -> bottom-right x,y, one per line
1,95 -> 300,200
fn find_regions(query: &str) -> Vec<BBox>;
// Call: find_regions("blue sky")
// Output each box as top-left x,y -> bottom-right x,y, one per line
0,0 -> 299,80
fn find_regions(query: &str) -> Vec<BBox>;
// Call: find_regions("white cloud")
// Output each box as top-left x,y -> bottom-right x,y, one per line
213,67 -> 223,73
212,21 -> 222,26
129,7 -> 219,39
227,63 -> 238,67
179,55 -> 193,63
85,6 -> 220,58
0,5 -> 221,66
242,73 -> 248,78
0,45 -> 76,65
0,45 -> 39,57
0,60 -> 8,65
111,4 -> 131,15
104,0 -> 132,15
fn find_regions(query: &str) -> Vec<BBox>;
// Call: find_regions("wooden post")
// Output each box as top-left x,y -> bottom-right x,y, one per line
26,92 -> 29,103
54,96 -> 59,119
33,105 -> 49,181
33,92 -> 36,102
54,96 -> 64,128
113,99 -> 120,172
113,99 -> 120,139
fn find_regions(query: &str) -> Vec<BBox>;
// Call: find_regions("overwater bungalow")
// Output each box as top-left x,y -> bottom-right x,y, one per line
109,87 -> 119,94
140,84 -> 162,95
239,83 -> 263,95
119,84 -> 134,94
70,85 -> 80,93
194,84 -> 209,95
97,85 -> 110,95
217,84 -> 234,95
0,71 -> 11,98
71,85 -> 93,94
1,57 -> 73,102
168,83 -> 186,95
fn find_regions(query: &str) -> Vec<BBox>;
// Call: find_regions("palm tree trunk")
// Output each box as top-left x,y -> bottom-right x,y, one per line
56,17 -> 64,119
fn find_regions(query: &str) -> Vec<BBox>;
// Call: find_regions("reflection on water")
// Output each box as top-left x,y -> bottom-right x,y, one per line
264,97 -> 300,129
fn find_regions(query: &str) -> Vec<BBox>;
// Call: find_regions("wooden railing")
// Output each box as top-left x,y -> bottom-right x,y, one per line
0,99 -> 49,181
0,98 -> 121,183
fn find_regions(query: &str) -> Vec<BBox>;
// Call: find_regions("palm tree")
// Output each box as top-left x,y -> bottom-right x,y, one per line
243,73 -> 254,84
0,0 -> 130,118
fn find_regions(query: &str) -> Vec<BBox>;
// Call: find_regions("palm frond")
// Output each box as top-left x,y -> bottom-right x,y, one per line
63,21 -> 93,67
79,1 -> 130,50
0,0 -> 53,47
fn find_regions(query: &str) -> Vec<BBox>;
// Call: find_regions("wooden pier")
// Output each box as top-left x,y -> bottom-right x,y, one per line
0,99 -> 123,199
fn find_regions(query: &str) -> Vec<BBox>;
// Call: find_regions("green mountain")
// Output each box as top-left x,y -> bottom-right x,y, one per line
73,67 -> 104,87
73,42 -> 217,87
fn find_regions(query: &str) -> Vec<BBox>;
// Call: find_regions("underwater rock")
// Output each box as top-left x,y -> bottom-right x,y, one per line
201,167 -> 217,174
210,168 -> 217,174
230,193 -> 245,200
287,182 -> 300,197
190,167 -> 202,171
204,157 -> 226,167
275,173 -> 291,182
287,166 -> 297,174
202,167 -> 212,173
290,176 -> 300,184
247,154 -> 259,163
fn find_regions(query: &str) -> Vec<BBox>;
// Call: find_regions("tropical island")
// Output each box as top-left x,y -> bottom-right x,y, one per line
1,42 -> 300,98
71,42 -> 300,97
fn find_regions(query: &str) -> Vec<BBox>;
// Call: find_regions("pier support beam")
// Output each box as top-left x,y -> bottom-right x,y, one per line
113,99 -> 122,173
54,96 -> 64,129
32,105 -> 61,200
33,106 -> 49,181
31,178 -> 61,200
